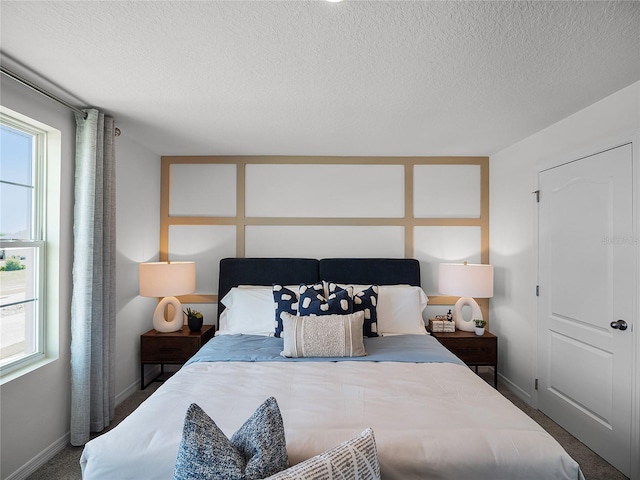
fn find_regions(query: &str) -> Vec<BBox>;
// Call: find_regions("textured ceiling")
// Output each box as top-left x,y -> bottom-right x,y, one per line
1,1 -> 639,156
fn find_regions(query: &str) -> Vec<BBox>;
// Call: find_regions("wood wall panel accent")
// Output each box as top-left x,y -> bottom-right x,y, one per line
160,156 -> 490,322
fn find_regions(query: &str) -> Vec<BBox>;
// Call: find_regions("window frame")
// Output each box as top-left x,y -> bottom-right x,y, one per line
0,111 -> 50,378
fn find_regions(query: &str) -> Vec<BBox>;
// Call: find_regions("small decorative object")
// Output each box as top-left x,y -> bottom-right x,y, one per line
429,317 -> 456,332
474,319 -> 487,336
446,309 -> 453,321
184,307 -> 204,332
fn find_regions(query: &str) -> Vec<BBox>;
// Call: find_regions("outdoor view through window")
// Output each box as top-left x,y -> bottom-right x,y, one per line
0,119 -> 42,370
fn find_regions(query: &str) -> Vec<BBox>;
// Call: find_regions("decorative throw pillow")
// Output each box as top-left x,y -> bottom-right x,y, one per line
173,397 -> 288,480
328,282 -> 379,337
273,285 -> 299,338
298,282 -> 353,316
264,428 -> 380,480
230,398 -> 289,479
280,311 -> 366,358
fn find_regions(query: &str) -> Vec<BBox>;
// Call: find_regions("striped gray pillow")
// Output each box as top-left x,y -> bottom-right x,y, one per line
265,428 -> 380,480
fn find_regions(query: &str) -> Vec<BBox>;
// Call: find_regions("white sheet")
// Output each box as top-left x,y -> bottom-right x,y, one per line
81,361 -> 583,479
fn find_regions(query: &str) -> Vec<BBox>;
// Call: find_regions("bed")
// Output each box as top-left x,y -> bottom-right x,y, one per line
80,257 -> 584,479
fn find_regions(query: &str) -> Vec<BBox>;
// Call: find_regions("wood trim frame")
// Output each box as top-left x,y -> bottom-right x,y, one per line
160,156 -> 490,321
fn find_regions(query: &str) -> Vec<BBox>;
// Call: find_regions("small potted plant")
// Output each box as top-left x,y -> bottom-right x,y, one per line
473,319 -> 487,336
184,307 -> 204,332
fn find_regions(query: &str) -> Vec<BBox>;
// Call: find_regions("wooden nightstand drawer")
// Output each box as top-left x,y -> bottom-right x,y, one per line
431,330 -> 498,388
141,336 -> 200,363
442,339 -> 497,365
141,325 -> 214,363
140,325 -> 215,389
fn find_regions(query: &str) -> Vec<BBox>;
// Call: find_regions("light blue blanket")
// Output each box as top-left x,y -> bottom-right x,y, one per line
186,334 -> 465,366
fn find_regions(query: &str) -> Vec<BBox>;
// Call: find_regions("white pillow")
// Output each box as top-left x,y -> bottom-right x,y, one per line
337,284 -> 427,335
280,311 -> 367,358
217,287 -> 275,336
377,286 -> 428,334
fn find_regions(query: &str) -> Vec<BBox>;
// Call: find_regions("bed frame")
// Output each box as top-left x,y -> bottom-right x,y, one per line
217,257 -> 421,318
81,256 -> 585,480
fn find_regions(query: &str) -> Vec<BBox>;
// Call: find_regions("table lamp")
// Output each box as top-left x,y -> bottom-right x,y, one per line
139,261 -> 196,332
438,262 -> 493,332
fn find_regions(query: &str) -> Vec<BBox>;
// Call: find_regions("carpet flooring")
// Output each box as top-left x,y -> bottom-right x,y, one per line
26,370 -> 627,480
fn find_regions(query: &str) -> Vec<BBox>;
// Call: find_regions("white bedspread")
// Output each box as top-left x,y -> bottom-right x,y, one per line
81,361 -> 583,479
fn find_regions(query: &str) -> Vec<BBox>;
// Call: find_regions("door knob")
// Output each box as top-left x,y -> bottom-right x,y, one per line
610,320 -> 628,331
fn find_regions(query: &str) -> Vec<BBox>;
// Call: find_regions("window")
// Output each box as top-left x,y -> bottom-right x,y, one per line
0,112 -> 47,375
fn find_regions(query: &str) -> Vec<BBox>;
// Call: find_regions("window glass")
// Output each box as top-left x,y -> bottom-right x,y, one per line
0,247 -> 38,364
0,124 -> 32,185
0,116 -> 43,372
0,182 -> 32,240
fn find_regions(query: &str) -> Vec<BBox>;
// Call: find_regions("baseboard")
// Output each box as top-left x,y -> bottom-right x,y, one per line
115,365 -> 164,406
4,432 -> 69,480
115,379 -> 140,407
498,372 -> 533,405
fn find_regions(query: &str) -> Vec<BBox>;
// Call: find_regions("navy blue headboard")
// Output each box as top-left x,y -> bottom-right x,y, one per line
217,257 -> 421,319
218,258 -> 319,317
319,258 -> 420,287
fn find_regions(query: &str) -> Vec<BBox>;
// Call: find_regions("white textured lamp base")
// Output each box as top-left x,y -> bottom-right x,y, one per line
453,297 -> 483,332
153,296 -> 184,333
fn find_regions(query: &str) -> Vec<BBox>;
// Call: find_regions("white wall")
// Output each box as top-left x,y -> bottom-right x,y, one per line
0,78 -> 160,479
113,134 -> 161,401
490,81 -> 640,402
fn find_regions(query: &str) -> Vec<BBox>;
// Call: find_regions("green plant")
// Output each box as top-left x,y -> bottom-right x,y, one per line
473,319 -> 487,328
184,307 -> 203,319
1,256 -> 26,271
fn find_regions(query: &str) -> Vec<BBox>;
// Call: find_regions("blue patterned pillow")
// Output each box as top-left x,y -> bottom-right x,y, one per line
273,285 -> 298,338
353,285 -> 379,337
174,397 -> 288,480
299,282 -> 353,316
326,283 -> 379,337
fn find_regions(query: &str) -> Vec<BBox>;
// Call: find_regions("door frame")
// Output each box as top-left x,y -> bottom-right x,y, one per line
533,129 -> 640,480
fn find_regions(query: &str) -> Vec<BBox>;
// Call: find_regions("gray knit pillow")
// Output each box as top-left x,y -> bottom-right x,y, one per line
173,397 -> 288,480
265,428 -> 380,480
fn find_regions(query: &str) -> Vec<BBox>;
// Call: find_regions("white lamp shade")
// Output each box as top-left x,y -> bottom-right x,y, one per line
139,262 -> 196,297
438,263 -> 494,298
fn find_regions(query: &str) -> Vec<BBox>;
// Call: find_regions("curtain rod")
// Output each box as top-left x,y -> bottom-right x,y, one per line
1,65 -> 88,120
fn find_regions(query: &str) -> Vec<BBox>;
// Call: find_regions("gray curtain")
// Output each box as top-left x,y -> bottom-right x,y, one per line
70,109 -> 116,446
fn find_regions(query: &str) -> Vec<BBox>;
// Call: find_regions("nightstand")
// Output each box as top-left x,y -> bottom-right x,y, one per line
431,330 -> 498,388
140,325 -> 215,389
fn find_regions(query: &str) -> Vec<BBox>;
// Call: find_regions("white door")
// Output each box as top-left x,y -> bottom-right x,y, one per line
537,143 -> 634,476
